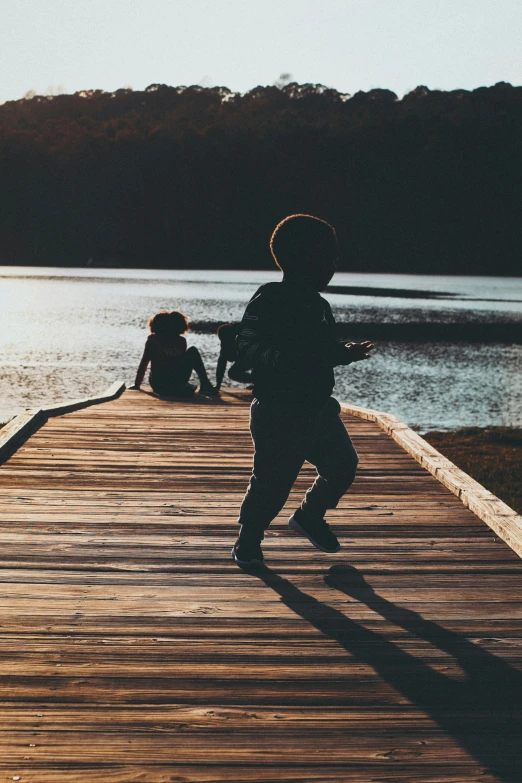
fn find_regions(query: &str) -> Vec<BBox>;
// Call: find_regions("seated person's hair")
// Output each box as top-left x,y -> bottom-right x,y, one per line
270,214 -> 337,273
148,310 -> 189,338
217,323 -> 239,343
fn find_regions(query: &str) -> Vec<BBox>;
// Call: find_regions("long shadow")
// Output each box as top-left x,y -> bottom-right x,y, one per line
252,563 -> 522,782
142,389 -> 228,405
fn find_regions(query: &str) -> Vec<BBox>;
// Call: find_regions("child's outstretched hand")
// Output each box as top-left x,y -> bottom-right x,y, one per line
342,340 -> 375,364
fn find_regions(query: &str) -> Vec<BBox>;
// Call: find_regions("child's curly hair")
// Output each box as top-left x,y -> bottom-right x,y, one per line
148,310 -> 189,338
270,214 -> 337,273
216,322 -> 239,342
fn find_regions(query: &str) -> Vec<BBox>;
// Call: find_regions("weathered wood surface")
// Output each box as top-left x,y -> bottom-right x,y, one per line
0,381 -> 125,463
0,388 -> 521,782
340,401 -> 522,558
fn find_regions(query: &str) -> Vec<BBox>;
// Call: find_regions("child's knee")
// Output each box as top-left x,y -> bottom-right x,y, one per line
332,452 -> 358,493
347,450 -> 359,479
245,474 -> 294,516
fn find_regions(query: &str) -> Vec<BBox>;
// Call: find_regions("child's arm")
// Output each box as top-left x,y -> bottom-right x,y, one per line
237,285 -> 374,371
336,341 -> 375,364
237,285 -> 337,371
131,339 -> 151,389
236,286 -> 284,370
323,302 -> 374,366
215,350 -> 227,390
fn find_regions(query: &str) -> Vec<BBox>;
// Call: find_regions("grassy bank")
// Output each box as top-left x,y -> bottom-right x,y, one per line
423,427 -> 522,515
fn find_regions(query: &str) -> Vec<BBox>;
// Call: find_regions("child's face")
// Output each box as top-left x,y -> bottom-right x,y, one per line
304,237 -> 338,291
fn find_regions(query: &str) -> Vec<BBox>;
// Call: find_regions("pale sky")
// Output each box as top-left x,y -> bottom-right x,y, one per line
1,0 -> 521,103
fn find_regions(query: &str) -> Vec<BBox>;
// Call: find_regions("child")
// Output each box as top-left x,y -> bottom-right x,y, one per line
232,214 -> 374,566
215,323 -> 253,392
131,310 -> 217,397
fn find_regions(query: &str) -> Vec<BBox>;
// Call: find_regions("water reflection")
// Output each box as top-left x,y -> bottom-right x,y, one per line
1,268 -> 521,429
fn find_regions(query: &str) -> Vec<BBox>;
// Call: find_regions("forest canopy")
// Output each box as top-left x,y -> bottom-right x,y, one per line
0,81 -> 521,274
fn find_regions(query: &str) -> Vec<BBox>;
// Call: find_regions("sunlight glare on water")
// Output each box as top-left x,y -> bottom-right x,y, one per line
1,267 -> 521,431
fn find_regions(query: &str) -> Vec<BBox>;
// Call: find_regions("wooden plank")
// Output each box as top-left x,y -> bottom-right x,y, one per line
0,767 -> 502,783
0,409 -> 45,461
0,389 -> 521,781
341,400 -> 522,559
0,382 -> 126,465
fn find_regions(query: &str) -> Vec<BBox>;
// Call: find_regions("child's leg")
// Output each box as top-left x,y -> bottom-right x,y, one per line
300,398 -> 359,520
150,379 -> 195,397
237,400 -> 309,541
176,346 -> 212,386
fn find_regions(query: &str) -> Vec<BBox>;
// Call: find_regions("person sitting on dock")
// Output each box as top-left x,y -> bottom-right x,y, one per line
232,214 -> 374,566
215,323 -> 253,392
131,310 -> 217,397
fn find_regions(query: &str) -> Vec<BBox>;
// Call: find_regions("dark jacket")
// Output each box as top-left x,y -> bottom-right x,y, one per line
236,279 -> 351,411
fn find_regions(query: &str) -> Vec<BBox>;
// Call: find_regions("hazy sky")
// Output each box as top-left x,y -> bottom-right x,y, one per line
1,0 -> 521,103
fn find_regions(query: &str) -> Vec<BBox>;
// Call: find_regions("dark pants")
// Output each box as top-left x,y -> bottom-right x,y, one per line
238,397 -> 359,540
151,346 -> 209,396
228,361 -> 253,384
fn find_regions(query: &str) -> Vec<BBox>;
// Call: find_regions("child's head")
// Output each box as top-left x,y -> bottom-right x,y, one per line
149,310 -> 189,338
217,323 -> 239,344
270,214 -> 338,290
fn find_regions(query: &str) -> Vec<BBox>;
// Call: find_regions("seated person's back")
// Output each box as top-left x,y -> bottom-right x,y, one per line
133,310 -> 216,396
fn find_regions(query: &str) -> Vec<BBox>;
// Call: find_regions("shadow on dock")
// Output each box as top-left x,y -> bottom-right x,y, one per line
253,563 -> 522,783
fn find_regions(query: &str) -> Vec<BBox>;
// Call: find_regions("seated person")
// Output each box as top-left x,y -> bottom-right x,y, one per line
215,322 -> 253,392
131,310 -> 217,397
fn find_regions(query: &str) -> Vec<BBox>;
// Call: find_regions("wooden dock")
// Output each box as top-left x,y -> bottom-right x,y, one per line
0,388 -> 522,782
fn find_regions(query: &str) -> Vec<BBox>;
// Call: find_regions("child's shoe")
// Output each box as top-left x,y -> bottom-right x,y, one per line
288,508 -> 340,553
231,537 -> 264,566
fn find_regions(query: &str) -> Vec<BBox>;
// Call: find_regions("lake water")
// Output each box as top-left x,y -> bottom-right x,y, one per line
1,267 -> 521,431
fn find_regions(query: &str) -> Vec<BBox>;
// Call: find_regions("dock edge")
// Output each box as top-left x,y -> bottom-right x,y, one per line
340,401 -> 522,560
0,381 -> 126,463
2,386 -> 519,560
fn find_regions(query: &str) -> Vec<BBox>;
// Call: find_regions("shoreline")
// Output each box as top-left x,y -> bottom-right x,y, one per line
189,320 -> 522,343
424,426 -> 522,515
2,262 -> 522,279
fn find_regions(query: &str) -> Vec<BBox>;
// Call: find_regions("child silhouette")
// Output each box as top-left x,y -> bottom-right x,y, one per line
131,310 -> 217,397
232,214 -> 374,566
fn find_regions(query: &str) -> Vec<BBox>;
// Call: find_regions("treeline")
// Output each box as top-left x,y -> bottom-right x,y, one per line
0,81 -> 521,274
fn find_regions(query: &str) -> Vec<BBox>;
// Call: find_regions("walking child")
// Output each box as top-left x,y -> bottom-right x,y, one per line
232,214 -> 374,566
131,310 -> 217,397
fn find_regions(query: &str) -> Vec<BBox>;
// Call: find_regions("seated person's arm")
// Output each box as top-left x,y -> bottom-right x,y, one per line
131,340 -> 151,389
215,351 -> 227,390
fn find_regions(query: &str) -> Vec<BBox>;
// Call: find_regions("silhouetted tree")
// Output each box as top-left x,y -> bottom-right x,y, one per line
0,81 -> 521,273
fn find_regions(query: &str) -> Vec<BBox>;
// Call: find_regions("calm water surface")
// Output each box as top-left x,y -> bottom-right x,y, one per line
1,267 -> 521,431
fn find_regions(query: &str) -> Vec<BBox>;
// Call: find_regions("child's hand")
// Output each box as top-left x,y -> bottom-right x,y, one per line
129,383 -> 141,391
342,341 -> 375,364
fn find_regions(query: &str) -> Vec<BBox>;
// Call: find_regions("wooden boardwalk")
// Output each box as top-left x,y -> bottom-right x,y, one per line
0,389 -> 521,782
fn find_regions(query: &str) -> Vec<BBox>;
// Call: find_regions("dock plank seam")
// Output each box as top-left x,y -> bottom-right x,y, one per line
1,389 -> 522,779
